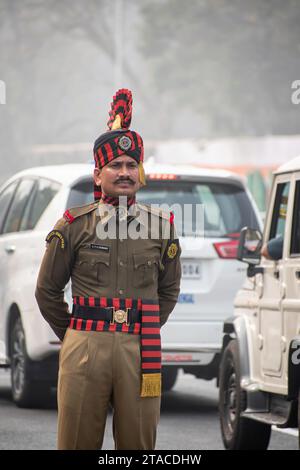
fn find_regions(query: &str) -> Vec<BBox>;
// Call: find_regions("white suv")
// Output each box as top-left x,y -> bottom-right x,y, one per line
0,162 -> 261,407
219,155 -> 300,449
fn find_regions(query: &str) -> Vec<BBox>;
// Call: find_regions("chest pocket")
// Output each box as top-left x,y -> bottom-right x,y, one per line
75,249 -> 111,287
133,252 -> 159,288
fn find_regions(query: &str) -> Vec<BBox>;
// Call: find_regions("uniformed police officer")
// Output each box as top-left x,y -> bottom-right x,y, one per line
35,89 -> 181,450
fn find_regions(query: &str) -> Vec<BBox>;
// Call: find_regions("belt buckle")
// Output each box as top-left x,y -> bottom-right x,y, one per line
110,308 -> 130,326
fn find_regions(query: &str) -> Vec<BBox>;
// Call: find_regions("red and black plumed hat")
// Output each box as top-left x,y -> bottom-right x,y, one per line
93,89 -> 145,201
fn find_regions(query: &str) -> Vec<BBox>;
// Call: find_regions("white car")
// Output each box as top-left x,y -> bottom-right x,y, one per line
0,162 -> 261,407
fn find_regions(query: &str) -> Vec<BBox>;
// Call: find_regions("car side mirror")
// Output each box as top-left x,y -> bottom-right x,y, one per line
237,227 -> 262,266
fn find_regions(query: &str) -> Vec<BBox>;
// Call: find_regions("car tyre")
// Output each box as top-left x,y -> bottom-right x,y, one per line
219,339 -> 271,450
10,317 -> 53,408
162,366 -> 178,392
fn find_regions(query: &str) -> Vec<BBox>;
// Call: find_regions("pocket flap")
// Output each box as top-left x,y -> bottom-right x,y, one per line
133,252 -> 158,269
77,249 -> 110,267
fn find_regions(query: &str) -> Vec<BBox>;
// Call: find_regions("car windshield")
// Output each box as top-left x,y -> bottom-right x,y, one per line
67,178 -> 259,238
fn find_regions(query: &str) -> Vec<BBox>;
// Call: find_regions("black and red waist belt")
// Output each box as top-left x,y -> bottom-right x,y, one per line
68,296 -> 162,398
72,304 -> 141,324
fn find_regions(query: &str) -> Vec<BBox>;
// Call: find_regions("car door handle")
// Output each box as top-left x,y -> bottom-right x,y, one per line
273,270 -> 279,279
5,245 -> 16,254
295,270 -> 300,280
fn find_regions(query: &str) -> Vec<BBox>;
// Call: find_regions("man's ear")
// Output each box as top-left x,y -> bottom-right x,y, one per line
94,168 -> 102,186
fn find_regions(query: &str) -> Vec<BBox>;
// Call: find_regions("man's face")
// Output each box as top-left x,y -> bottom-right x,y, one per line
94,155 -> 140,198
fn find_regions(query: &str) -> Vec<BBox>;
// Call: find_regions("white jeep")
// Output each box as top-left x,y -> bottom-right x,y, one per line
219,155 -> 300,449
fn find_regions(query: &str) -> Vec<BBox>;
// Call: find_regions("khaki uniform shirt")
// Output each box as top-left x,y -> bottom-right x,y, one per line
35,201 -> 182,341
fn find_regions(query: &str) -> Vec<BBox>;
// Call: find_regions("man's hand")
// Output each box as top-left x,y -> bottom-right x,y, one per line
261,242 -> 272,259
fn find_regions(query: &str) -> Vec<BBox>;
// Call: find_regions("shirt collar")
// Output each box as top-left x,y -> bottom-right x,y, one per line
97,201 -> 140,226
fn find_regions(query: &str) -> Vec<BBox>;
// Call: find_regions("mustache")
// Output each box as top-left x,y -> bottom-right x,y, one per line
115,178 -> 134,184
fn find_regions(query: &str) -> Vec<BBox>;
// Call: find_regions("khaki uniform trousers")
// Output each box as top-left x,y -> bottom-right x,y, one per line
57,328 -> 161,450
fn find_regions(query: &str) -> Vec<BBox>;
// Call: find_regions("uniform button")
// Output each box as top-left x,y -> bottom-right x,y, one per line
147,260 -> 152,266
119,289 -> 124,295
120,261 -> 124,266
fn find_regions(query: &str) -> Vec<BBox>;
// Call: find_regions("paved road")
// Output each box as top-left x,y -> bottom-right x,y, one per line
0,369 -> 297,450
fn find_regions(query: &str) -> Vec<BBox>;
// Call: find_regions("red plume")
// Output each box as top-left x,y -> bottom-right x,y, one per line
107,88 -> 133,130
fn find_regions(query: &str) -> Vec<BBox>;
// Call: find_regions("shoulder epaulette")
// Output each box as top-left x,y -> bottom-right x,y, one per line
137,203 -> 173,223
63,201 -> 99,224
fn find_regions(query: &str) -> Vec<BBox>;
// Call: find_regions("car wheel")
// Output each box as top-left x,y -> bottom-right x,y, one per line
162,367 -> 178,392
10,317 -> 53,408
219,339 -> 271,450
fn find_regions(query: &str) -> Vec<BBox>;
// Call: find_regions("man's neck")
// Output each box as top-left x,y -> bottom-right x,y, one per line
100,193 -> 136,208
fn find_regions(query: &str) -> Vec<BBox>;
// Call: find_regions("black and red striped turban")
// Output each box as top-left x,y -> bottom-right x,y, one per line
93,89 -> 145,201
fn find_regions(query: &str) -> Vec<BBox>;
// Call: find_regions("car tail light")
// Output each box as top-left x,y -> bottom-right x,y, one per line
213,239 -> 239,259
224,232 -> 240,239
